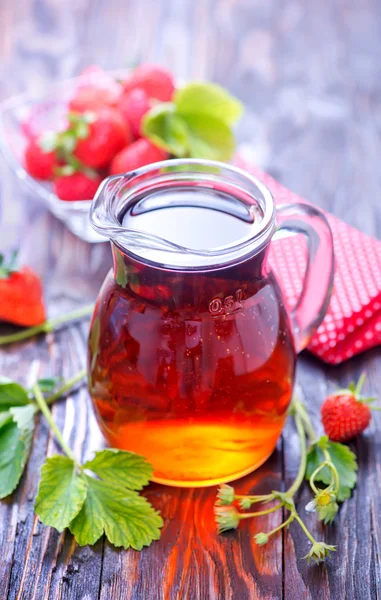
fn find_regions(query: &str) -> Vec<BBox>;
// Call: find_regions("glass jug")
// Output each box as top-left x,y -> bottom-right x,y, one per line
89,159 -> 334,487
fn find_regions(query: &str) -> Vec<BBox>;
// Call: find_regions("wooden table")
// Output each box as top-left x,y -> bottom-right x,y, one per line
1,1 -> 381,598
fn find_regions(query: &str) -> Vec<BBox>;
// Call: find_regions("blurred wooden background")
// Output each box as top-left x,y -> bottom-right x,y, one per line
0,1 -> 381,599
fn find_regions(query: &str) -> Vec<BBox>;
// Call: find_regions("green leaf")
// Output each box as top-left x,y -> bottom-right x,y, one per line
69,476 -> 163,549
142,104 -> 189,156
185,114 -> 235,161
0,377 -> 30,409
174,82 -> 243,126
35,456 -> 87,531
0,411 -> 12,429
327,442 -> 358,500
68,477 -> 104,546
36,377 -> 61,394
84,449 -> 153,491
306,437 -> 358,502
10,404 -> 37,429
0,404 -> 36,498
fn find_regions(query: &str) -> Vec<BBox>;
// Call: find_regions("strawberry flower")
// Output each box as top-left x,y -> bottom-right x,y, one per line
305,489 -> 339,524
216,484 -> 235,506
254,532 -> 269,545
303,542 -> 336,564
214,505 -> 240,533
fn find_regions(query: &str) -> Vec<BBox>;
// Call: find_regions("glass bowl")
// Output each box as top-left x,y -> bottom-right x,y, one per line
0,71 -> 254,244
0,71 -> 129,244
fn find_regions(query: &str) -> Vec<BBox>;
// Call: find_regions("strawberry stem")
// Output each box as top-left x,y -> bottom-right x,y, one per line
261,513 -> 295,538
309,460 -> 339,496
239,503 -> 283,519
290,398 -> 317,442
0,304 -> 94,346
45,369 -> 87,406
235,493 -> 274,503
285,409 -> 308,497
292,511 -> 318,545
355,372 -> 367,397
33,383 -> 80,466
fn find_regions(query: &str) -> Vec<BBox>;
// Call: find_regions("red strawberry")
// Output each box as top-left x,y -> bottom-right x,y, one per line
74,108 -> 132,169
321,374 -> 377,442
54,172 -> 102,201
24,139 -> 57,180
119,88 -> 151,138
69,65 -> 122,112
122,64 -> 175,102
109,138 -> 168,175
0,253 -> 46,327
69,87 -> 117,113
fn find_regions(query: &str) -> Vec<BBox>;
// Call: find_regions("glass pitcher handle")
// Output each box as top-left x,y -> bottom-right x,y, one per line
273,203 -> 334,353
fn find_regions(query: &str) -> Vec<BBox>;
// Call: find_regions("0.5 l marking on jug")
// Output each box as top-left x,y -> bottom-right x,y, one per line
209,288 -> 244,316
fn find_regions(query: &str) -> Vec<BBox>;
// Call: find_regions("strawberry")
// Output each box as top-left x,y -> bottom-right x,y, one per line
24,139 -> 58,180
109,138 -> 168,175
54,172 -> 102,201
74,108 -> 132,169
122,64 -> 175,102
119,88 -> 151,138
0,253 -> 46,327
321,374 -> 377,442
69,87 -> 117,113
69,65 -> 122,112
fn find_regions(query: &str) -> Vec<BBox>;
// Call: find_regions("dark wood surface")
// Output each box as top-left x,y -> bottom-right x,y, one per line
1,1 -> 381,598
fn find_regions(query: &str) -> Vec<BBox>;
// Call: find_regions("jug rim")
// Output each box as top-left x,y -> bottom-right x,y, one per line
90,158 -> 276,270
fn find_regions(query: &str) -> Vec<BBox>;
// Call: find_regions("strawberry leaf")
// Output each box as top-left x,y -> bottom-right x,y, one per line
306,436 -> 358,501
68,477 -> 104,546
185,114 -> 235,161
143,81 -> 242,161
0,404 -> 36,498
84,449 -> 153,491
0,411 -> 12,430
142,104 -> 189,156
69,476 -> 163,549
0,377 -> 30,409
174,82 -> 243,126
35,456 -> 87,531
10,404 -> 37,428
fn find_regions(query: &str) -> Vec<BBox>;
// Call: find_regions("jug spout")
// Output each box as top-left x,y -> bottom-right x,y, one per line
90,174 -> 129,240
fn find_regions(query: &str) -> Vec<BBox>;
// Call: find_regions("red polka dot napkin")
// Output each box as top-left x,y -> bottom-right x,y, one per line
235,155 -> 381,364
